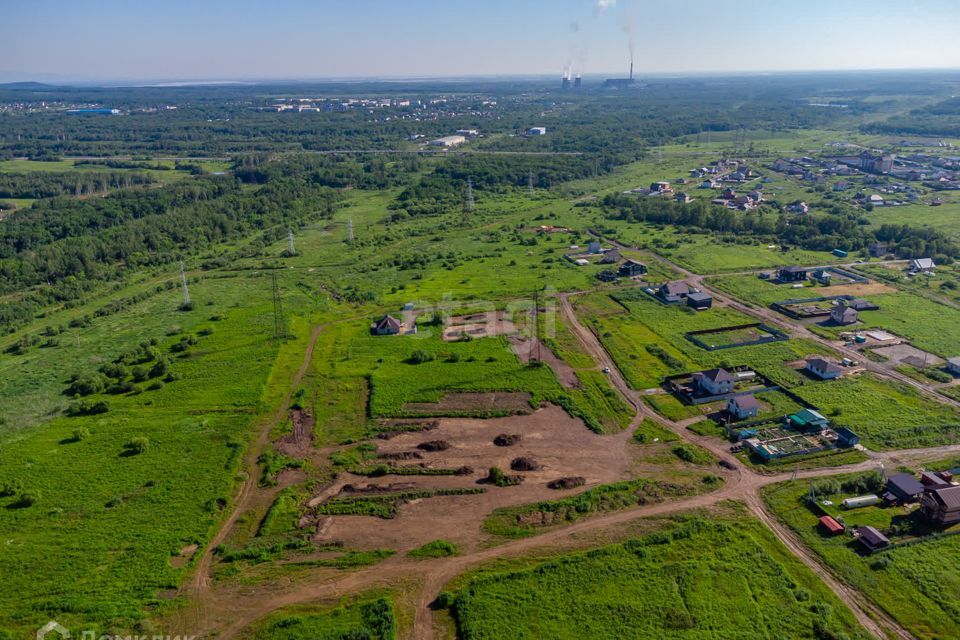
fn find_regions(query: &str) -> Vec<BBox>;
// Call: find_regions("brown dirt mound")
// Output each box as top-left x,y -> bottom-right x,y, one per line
511,457 -> 541,472
341,483 -> 417,495
516,511 -> 556,527
494,433 -> 522,447
276,409 -> 316,458
378,451 -> 423,461
402,392 -> 533,415
454,466 -> 474,476
417,440 -> 452,452
376,420 -> 440,440
547,477 -> 586,490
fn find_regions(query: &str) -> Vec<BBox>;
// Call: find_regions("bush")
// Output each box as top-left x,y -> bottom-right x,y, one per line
409,539 -> 459,558
410,350 -> 435,364
72,427 -> 91,442
14,491 -> 40,508
0,481 -> 23,498
124,437 -> 149,455
65,399 -> 110,416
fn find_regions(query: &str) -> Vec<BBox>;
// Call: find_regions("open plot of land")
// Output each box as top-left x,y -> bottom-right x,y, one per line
447,514 -> 871,640
309,405 -> 640,554
871,343 -> 944,368
764,475 -> 960,640
577,289 -> 833,391
792,373 -> 960,450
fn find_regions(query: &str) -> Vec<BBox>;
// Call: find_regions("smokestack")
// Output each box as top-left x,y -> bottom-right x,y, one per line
574,75 -> 582,89
630,62 -> 633,80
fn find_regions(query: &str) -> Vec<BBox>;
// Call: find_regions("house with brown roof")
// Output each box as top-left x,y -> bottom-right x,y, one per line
658,281 -> 691,303
372,314 -> 403,336
920,485 -> 960,526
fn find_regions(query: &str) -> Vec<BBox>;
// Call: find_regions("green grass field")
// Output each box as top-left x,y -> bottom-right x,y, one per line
451,514 -> 871,640
241,596 -> 396,640
792,373 -> 960,450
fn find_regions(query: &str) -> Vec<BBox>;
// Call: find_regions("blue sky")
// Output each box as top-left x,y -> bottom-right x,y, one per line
4,0 -> 960,82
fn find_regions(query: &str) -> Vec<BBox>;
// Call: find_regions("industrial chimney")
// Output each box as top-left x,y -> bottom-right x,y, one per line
630,62 -> 633,80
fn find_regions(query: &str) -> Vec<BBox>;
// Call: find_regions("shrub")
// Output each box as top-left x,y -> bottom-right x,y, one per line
72,427 -> 91,442
14,491 -> 40,508
409,539 -> 459,558
65,399 -> 110,416
0,481 -> 23,498
410,350 -> 435,364
124,437 -> 149,455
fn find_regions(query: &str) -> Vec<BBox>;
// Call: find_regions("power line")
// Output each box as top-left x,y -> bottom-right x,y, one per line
272,271 -> 287,340
179,260 -> 191,307
463,177 -> 475,224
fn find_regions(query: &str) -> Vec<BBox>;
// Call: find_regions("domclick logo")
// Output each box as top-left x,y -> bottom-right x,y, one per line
37,621 -> 69,640
35,623 -> 195,640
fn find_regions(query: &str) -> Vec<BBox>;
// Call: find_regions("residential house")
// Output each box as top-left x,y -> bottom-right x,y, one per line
686,292 -> 713,310
599,249 -> 622,265
805,357 -> 843,380
674,192 -> 692,204
920,485 -> 960,526
778,266 -> 809,282
788,201 -> 810,215
830,303 -> 859,326
372,315 -> 403,336
726,394 -> 760,420
856,526 -> 890,553
848,298 -> 879,312
649,181 -> 673,194
885,473 -> 926,504
909,258 -> 936,274
618,260 -> 648,278
588,241 -> 603,254
692,368 -> 735,396
658,280 -> 691,303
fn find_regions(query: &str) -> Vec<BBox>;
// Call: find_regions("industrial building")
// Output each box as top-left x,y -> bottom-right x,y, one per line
604,62 -> 637,88
429,135 -> 467,148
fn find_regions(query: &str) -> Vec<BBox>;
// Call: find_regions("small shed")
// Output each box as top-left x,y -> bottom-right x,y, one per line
686,291 -> 713,310
856,526 -> 890,553
835,427 -> 860,448
819,516 -> 845,536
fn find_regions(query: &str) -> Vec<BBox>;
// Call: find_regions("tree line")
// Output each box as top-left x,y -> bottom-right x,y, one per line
602,194 -> 959,261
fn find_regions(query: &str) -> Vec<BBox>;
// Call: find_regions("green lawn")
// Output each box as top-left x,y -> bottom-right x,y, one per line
451,515 -> 871,640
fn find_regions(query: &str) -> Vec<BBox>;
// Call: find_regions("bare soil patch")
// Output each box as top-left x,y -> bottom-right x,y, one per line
872,343 -> 944,368
443,311 -> 518,342
308,404 -> 636,554
823,282 -> 896,297
276,409 -> 315,458
170,544 -> 198,569
402,392 -> 533,415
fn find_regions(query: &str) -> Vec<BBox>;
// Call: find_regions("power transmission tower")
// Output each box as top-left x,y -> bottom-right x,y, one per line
347,217 -> 354,242
271,271 -> 287,340
287,229 -> 295,255
179,260 -> 191,307
791,465 -> 799,482
463,177 -> 475,224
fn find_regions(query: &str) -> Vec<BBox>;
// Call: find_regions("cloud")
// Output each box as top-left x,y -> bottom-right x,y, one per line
596,0 -> 616,11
